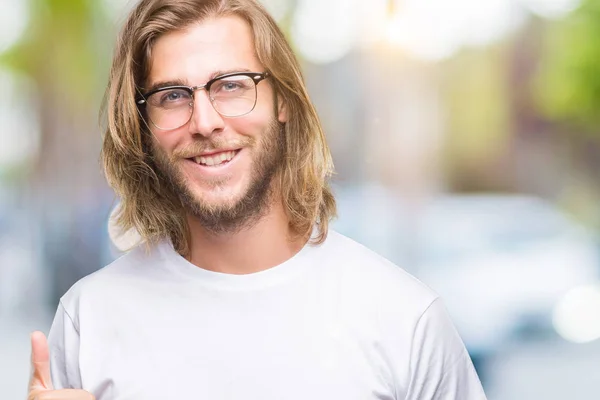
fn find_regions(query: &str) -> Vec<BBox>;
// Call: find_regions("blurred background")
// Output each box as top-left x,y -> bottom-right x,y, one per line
2,0 -> 600,398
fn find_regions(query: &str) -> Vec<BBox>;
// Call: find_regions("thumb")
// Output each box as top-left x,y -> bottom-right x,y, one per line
29,331 -> 54,391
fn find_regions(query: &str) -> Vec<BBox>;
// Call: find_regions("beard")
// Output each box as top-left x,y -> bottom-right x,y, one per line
150,119 -> 286,235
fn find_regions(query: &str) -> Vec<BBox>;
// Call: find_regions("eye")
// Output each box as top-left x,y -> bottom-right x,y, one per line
225,81 -> 244,91
150,88 -> 192,108
212,77 -> 253,96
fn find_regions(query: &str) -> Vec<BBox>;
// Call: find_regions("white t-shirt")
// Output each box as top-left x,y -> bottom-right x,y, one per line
48,230 -> 486,400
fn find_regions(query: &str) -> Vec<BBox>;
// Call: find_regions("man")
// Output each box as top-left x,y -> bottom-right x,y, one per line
29,0 -> 487,399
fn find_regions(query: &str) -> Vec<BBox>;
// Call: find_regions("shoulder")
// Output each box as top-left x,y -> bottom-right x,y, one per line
318,230 -> 439,318
58,241 -> 166,321
320,232 -> 485,397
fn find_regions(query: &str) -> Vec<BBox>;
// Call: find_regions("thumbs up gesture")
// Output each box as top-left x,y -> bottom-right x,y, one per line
28,331 -> 95,400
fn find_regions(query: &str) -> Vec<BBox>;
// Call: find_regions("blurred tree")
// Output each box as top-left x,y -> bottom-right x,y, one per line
534,0 -> 600,131
439,44 -> 515,192
0,0 -> 115,307
533,0 -> 600,227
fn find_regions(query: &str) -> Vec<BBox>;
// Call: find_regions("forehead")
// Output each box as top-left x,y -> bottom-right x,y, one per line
147,15 -> 262,85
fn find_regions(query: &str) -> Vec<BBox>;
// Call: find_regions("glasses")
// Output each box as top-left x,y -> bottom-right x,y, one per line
137,71 -> 270,130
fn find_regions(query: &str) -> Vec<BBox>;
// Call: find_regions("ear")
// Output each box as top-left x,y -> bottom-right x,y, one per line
277,94 -> 288,124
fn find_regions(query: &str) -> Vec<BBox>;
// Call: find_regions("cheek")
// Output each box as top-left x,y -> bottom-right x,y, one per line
229,109 -> 274,138
152,130 -> 180,155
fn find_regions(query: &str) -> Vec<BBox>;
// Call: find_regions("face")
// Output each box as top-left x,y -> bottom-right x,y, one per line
146,16 -> 288,233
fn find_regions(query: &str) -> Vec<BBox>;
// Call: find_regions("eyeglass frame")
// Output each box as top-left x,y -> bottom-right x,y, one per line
136,71 -> 271,130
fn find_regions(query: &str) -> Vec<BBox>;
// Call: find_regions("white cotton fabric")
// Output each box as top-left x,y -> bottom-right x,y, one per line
48,230 -> 487,400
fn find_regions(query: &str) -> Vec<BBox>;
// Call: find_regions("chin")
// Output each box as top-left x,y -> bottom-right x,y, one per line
189,183 -> 247,211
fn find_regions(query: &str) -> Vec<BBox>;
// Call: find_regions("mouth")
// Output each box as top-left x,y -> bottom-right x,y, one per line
189,149 -> 241,167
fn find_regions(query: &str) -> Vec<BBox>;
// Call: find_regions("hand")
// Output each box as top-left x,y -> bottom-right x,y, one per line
28,331 -> 95,400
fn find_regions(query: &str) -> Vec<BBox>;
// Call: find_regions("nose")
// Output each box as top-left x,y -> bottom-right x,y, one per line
187,89 -> 225,137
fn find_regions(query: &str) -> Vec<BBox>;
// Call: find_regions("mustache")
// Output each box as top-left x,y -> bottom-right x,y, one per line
171,137 -> 254,159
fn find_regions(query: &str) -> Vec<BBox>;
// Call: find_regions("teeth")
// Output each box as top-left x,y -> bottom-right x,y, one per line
194,150 -> 236,166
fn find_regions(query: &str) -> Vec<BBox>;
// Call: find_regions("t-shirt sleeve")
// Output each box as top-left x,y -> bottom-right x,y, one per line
47,301 -> 83,390
404,298 -> 487,400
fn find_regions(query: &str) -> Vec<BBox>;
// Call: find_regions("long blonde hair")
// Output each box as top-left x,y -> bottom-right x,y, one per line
102,0 -> 336,256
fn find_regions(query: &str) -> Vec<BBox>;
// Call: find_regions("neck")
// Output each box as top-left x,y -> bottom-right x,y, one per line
185,199 -> 308,275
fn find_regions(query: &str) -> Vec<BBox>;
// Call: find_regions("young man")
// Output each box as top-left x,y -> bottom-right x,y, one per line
29,0 -> 487,399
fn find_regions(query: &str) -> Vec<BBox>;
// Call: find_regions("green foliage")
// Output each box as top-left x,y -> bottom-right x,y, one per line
534,0 -> 600,130
0,0 -> 113,109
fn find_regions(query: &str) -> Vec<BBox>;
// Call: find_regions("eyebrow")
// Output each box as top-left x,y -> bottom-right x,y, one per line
209,68 -> 253,80
144,79 -> 188,94
144,68 -> 254,94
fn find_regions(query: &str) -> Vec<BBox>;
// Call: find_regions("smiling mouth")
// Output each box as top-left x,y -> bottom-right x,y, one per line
190,150 -> 241,167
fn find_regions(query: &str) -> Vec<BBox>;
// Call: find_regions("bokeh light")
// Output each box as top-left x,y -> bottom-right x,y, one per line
0,0 -> 29,54
553,284 -> 600,344
523,0 -> 582,19
291,0 -> 358,64
386,0 -> 525,61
